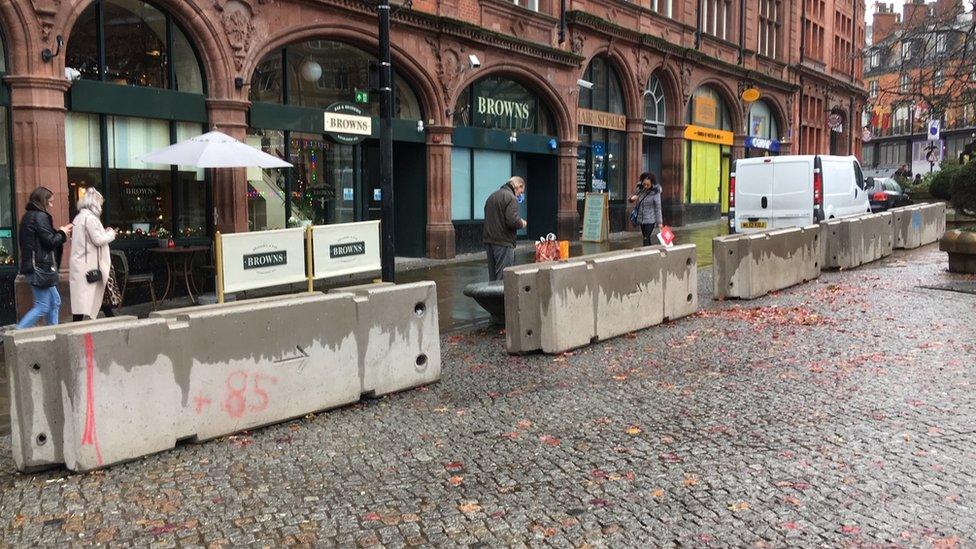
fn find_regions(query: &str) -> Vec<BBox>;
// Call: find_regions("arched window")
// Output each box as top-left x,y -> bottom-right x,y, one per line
748,100 -> 779,140
578,56 -> 625,114
644,74 -> 667,125
0,32 -> 12,266
66,0 -> 203,92
65,0 -> 209,243
687,85 -> 732,130
250,40 -> 423,120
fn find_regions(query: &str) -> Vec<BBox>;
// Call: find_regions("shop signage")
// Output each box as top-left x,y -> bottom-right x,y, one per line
0,228 -> 11,239
243,250 -> 287,270
219,227 -> 308,294
581,193 -> 609,243
693,95 -> 718,127
643,121 -> 664,137
578,108 -> 626,132
477,97 -> 531,120
470,77 -> 539,132
311,220 -> 381,279
324,102 -> 372,144
744,137 -> 780,152
683,125 -> 734,146
862,128 -> 873,142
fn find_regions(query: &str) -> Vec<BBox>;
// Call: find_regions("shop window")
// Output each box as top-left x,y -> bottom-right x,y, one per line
250,40 -> 423,120
66,0 -> 203,92
578,56 -> 626,115
450,149 -> 512,221
644,75 -> 667,125
748,100 -> 779,139
688,86 -> 732,130
246,129 -> 288,231
452,76 -> 555,135
651,0 -> 673,17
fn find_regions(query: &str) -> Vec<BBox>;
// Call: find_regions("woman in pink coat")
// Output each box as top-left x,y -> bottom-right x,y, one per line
69,188 -> 116,320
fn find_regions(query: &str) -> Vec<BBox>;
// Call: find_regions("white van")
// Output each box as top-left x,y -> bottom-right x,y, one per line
729,155 -> 871,233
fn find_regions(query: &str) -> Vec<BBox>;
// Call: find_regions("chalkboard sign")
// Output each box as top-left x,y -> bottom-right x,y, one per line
581,193 -> 609,242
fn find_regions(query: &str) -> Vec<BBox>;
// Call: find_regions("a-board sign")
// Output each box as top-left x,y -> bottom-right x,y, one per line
581,192 -> 609,242
311,220 -> 381,279
218,228 -> 307,294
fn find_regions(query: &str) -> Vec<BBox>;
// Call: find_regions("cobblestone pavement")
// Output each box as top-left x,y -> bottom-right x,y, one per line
2,244 -> 975,547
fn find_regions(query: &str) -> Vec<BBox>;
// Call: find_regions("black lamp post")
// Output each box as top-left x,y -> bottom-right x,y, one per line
378,0 -> 396,282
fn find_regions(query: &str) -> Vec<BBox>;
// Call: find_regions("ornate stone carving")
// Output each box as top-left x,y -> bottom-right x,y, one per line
425,37 -> 464,102
31,0 -> 61,42
635,49 -> 652,91
570,32 -> 585,56
679,63 -> 693,106
215,0 -> 258,72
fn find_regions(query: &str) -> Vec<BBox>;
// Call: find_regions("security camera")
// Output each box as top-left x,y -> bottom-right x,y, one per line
64,67 -> 82,82
577,78 -> 594,90
469,54 -> 481,68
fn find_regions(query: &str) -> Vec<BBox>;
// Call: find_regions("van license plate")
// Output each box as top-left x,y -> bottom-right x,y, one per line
741,221 -> 767,229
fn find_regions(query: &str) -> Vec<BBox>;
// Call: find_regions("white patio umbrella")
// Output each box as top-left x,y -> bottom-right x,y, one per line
136,130 -> 292,168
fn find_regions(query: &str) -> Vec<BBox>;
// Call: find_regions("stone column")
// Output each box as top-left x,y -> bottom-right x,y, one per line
206,99 -> 250,234
557,139 -> 579,239
7,75 -> 72,322
626,117 -> 643,193
661,125 -> 686,226
8,76 -> 71,227
425,125 -> 455,259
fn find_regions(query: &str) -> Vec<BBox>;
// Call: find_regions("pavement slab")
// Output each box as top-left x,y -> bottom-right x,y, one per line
1,244 -> 975,547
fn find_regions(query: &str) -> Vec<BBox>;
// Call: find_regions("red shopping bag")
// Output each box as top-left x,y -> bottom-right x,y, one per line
657,225 -> 675,247
535,233 -> 560,262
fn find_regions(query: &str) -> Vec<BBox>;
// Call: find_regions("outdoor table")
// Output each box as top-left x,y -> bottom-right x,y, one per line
148,246 -> 209,304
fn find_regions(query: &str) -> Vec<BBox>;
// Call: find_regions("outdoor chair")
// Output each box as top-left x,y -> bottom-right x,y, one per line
110,250 -> 158,309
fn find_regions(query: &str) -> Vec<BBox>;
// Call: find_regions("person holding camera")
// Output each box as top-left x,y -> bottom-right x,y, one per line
628,172 -> 664,246
69,188 -> 116,321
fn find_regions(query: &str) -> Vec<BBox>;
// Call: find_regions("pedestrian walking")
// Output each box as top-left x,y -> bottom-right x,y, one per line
483,176 -> 527,281
16,186 -> 72,329
628,172 -> 664,246
69,188 -> 117,321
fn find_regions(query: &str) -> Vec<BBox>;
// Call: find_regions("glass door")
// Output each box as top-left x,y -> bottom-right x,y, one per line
291,132 -> 357,225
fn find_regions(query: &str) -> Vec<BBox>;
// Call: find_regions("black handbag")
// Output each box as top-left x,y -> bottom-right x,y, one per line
29,233 -> 59,288
84,218 -> 102,284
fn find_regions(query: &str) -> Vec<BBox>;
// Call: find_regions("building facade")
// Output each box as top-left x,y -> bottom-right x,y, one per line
862,0 -> 976,176
0,0 -> 866,317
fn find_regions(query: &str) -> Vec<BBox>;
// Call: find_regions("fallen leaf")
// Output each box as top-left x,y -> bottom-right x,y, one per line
540,435 -> 561,447
651,488 -> 665,499
444,461 -> 464,472
682,474 -> 700,487
516,419 -> 533,429
589,498 -> 609,507
612,374 -> 628,381
932,537 -> 960,549
625,425 -> 642,436
728,501 -> 750,512
448,476 -> 463,486
458,501 -> 482,514
840,525 -> 860,535
782,521 -> 801,530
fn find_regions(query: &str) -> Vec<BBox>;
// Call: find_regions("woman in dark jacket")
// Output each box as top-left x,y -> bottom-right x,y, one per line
628,172 -> 664,246
16,187 -> 73,329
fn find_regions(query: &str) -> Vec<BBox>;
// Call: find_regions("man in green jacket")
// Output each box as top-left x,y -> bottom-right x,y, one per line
483,176 -> 527,281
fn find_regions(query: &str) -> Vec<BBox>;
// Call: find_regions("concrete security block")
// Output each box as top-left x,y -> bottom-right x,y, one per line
713,225 -> 822,300
892,205 -> 923,249
9,284 -> 441,472
504,264 -> 544,354
588,249 -> 664,341
4,317 -> 137,472
343,281 -> 441,397
539,261 -> 595,354
638,244 -> 698,320
858,212 -> 894,264
822,217 -> 859,270
919,202 -> 947,245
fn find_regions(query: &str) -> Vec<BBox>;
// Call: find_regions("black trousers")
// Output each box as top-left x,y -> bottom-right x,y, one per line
73,304 -> 116,322
640,223 -> 657,246
486,243 -> 515,282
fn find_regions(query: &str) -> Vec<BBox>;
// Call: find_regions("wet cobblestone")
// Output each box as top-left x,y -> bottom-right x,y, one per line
1,244 -> 974,547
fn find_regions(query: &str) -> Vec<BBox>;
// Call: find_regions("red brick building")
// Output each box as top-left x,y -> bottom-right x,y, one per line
0,0 -> 866,315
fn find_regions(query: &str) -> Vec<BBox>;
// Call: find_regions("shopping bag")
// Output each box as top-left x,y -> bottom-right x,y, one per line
535,233 -> 560,262
558,240 -> 570,260
657,225 -> 675,247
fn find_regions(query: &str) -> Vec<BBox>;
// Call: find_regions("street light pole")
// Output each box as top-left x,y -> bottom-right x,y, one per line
378,0 -> 396,282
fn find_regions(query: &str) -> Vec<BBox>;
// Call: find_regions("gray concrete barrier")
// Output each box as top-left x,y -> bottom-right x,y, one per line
822,212 -> 893,270
638,244 -> 698,321
713,225 -> 821,300
505,246 -> 698,354
5,317 -> 138,472
5,284 -> 441,472
892,203 -> 946,249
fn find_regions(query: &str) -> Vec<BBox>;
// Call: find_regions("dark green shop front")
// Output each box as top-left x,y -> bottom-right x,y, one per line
450,76 -> 559,253
248,40 -> 427,257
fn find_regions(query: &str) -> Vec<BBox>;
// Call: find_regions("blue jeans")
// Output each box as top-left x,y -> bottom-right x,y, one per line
16,286 -> 61,329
